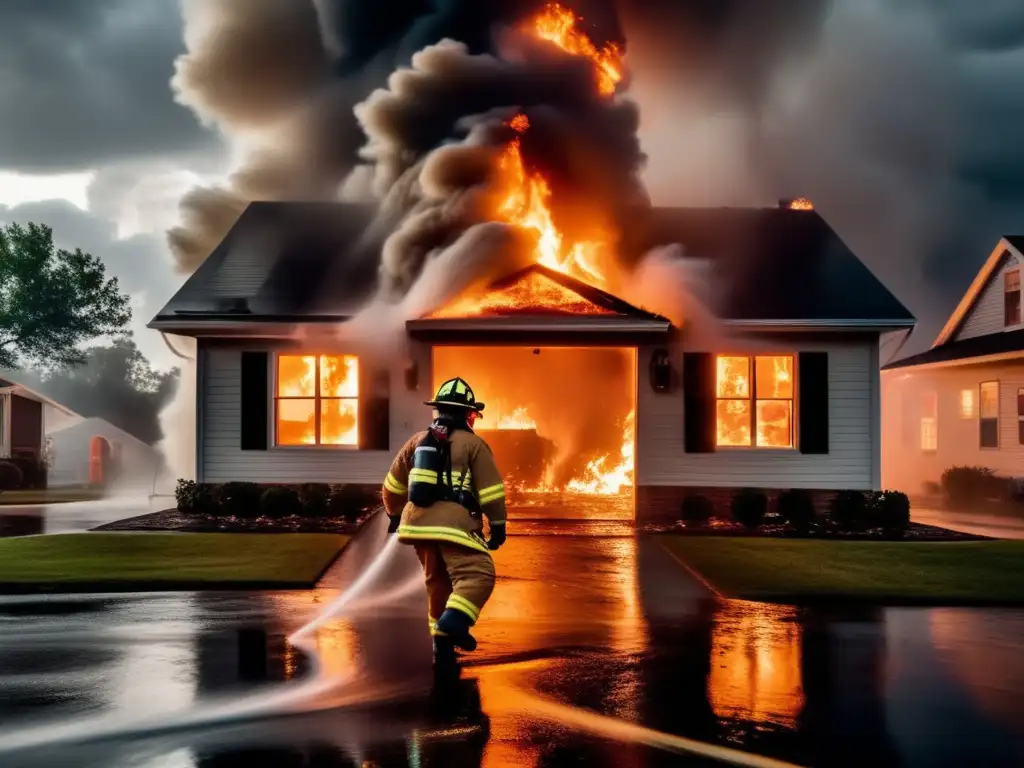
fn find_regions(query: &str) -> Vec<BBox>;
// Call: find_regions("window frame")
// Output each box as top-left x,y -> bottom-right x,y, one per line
920,390 -> 938,453
979,380 -> 999,450
1005,268 -> 1021,328
273,352 -> 360,449
714,354 -> 798,450
1018,388 -> 1024,446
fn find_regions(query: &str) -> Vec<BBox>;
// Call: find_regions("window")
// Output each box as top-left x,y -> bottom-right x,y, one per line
716,355 -> 794,448
920,392 -> 938,452
980,381 -> 999,449
1018,389 -> 1024,445
275,354 -> 359,446
959,388 -> 976,418
1005,269 -> 1021,327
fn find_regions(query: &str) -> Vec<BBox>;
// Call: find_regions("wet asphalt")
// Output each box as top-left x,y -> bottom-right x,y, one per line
0,512 -> 1023,767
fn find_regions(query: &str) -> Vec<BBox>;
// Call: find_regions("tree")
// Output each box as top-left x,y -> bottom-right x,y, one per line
0,221 -> 131,369
11,337 -> 180,445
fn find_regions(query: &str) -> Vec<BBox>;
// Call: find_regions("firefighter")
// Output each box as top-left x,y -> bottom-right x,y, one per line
381,377 -> 507,663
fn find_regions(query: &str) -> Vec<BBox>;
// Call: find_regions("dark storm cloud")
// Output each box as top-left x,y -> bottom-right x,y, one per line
0,0 -> 218,172
0,199 -> 184,368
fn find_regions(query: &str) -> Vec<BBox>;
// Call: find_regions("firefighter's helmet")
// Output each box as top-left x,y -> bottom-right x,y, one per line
425,377 -> 486,414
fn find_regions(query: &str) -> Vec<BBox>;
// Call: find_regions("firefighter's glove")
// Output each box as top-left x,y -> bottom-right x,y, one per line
487,524 -> 506,551
386,513 -> 401,534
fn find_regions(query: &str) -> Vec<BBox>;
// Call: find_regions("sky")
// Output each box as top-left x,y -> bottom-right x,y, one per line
1,0 -> 1022,371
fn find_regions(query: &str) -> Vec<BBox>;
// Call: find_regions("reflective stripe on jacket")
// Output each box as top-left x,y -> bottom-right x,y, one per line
381,428 -> 507,551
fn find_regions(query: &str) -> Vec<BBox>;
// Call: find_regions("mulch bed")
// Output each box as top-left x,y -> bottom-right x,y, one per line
92,506 -> 380,534
638,516 -> 987,541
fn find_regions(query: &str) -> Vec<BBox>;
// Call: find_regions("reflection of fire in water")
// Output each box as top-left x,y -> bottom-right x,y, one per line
708,602 -> 805,729
716,355 -> 794,448
277,354 -> 359,446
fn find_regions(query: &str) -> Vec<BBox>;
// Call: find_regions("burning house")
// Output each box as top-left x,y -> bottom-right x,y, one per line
152,4 -> 915,522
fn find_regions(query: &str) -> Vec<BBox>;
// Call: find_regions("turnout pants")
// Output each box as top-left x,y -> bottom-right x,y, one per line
414,542 -> 496,636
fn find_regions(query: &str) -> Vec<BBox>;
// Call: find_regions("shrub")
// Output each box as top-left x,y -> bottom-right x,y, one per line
680,494 -> 714,525
219,481 -> 262,518
0,461 -> 25,491
193,483 -> 221,516
922,480 -> 942,497
327,484 -> 372,523
830,490 -> 867,531
871,490 -> 911,538
941,466 -> 1004,508
175,479 -> 197,513
261,486 -> 301,519
731,488 -> 767,530
777,489 -> 817,531
299,483 -> 331,517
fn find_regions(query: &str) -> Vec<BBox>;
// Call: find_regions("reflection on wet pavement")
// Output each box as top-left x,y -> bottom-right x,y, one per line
0,495 -> 157,537
0,513 -> 1022,767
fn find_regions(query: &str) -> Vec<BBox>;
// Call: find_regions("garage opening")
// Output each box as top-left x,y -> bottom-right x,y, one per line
432,346 -> 636,520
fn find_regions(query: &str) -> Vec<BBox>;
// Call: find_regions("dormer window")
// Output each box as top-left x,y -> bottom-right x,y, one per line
1005,268 -> 1021,326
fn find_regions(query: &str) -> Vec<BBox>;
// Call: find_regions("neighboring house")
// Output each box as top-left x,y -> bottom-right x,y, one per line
149,201 -> 915,523
881,236 -> 1024,492
0,378 -> 79,464
47,417 -> 164,490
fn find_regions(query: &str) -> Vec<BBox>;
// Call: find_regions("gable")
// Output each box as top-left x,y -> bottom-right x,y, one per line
427,266 -> 634,319
950,245 -> 1022,344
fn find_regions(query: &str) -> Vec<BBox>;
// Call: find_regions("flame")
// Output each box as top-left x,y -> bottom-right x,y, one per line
276,354 -> 359,446
430,270 -> 615,318
478,407 -> 538,431
715,355 -> 793,448
533,3 -> 624,96
493,114 -> 610,289
565,411 -> 634,494
787,197 -> 814,211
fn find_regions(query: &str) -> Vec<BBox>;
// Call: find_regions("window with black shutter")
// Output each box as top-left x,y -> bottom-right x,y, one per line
798,352 -> 829,454
683,353 -> 715,453
980,380 -> 999,449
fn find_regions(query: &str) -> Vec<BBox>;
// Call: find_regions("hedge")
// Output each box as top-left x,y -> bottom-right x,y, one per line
175,479 -> 376,521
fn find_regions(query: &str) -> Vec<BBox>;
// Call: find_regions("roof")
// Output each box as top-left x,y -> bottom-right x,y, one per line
150,201 -> 915,335
624,206 -> 915,328
0,379 -> 80,416
882,327 -> 1024,371
407,263 -> 672,343
932,236 -> 1024,347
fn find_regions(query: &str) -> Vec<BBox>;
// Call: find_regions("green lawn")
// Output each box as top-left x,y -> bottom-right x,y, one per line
662,537 -> 1024,606
0,488 -> 104,505
0,533 -> 349,591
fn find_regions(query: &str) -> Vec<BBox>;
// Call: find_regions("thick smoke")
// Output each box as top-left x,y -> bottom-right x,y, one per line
618,0 -> 1023,353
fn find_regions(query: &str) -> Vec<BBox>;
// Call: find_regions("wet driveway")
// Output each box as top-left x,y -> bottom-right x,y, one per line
1,513 -> 1022,767
0,495 -> 158,538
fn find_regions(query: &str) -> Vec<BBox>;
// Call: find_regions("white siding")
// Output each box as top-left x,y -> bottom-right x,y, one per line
636,338 -> 878,490
200,341 -> 431,483
881,361 -> 1024,491
955,250 -> 1021,341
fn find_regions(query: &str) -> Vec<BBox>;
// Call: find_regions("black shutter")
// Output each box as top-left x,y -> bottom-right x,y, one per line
799,352 -> 829,454
683,353 -> 715,453
358,366 -> 391,450
240,351 -> 269,450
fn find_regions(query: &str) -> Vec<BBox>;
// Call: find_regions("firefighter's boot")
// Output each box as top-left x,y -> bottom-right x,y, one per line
436,608 -> 477,651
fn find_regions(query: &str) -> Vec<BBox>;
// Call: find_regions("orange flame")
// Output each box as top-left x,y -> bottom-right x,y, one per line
276,354 -> 359,446
533,3 -> 624,96
494,114 -> 610,288
788,197 -> 814,211
715,355 -> 793,448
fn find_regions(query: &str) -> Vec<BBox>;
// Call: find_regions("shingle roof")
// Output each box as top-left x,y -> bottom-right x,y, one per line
882,327 -> 1024,370
150,201 -> 914,331
627,206 -> 915,325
